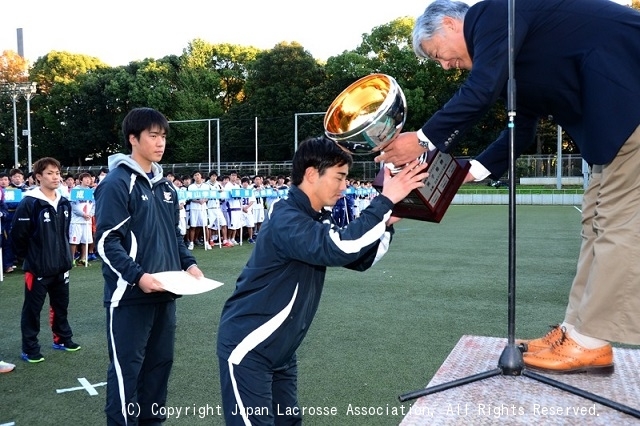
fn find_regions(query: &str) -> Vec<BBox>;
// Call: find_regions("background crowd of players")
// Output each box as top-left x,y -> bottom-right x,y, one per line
0,167 -> 378,273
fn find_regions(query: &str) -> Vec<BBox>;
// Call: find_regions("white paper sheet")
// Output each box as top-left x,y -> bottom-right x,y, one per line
151,271 -> 224,295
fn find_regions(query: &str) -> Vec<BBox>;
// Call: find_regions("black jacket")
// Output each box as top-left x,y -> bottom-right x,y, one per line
10,189 -> 73,277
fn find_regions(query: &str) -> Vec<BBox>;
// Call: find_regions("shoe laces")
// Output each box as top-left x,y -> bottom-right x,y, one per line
543,323 -> 563,338
549,326 -> 568,349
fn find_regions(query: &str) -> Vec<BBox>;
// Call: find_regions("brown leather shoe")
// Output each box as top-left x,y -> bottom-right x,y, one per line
523,334 -> 614,374
517,324 -> 564,352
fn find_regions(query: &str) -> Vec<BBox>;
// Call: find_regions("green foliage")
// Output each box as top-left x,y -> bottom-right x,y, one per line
0,16 -> 575,169
227,42 -> 327,161
30,51 -> 108,94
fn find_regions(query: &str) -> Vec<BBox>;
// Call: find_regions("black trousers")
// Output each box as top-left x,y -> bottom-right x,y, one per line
21,271 -> 73,354
219,355 -> 302,426
105,301 -> 176,426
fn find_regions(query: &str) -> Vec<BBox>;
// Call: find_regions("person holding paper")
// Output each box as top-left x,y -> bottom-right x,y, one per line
95,107 -> 204,425
217,136 -> 428,425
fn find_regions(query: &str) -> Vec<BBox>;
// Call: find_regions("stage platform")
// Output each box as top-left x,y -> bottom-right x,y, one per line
400,335 -> 640,425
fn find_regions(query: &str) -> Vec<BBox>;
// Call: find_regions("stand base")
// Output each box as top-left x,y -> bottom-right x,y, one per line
400,335 -> 640,425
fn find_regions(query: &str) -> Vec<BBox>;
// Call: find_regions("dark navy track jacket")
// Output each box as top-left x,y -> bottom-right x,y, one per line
217,185 -> 395,369
95,154 -> 196,308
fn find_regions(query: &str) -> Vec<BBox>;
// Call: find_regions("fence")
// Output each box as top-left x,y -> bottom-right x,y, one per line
50,154 -> 585,183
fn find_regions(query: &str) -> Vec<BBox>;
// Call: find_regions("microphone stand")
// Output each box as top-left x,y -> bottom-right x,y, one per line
398,0 -> 640,419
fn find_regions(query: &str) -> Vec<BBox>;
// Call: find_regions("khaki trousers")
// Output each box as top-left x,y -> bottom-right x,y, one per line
565,125 -> 640,344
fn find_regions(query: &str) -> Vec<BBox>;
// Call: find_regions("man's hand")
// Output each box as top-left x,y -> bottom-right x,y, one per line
380,159 -> 429,205
186,265 -> 204,279
386,216 -> 403,226
463,172 -> 476,183
137,273 -> 166,293
374,132 -> 427,167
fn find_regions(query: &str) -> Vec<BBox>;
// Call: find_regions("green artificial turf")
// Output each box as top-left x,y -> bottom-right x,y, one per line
0,205 -> 584,425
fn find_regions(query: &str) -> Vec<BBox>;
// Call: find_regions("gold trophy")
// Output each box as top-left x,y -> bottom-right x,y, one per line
324,73 -> 470,223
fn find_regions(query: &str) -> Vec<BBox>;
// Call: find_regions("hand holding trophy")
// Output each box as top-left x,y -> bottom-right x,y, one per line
323,73 -> 470,223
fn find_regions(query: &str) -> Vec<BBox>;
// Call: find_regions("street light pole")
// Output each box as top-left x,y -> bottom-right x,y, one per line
25,89 -> 35,171
10,92 -> 19,167
0,82 -> 37,169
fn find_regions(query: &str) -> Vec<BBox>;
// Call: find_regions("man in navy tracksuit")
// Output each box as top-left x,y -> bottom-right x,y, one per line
95,108 -> 203,425
217,136 -> 428,425
11,157 -> 80,363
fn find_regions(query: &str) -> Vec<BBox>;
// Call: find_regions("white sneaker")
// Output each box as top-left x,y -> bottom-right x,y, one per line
204,243 -> 212,250
0,361 -> 15,373
187,242 -> 194,250
231,240 -> 239,246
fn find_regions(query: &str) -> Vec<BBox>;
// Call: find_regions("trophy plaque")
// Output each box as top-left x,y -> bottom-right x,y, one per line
373,149 -> 470,223
324,73 -> 469,223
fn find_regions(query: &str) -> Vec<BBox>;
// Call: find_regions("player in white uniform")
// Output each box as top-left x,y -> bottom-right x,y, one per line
186,171 -> 211,249
240,177 -> 256,243
172,177 -> 187,236
207,172 -> 230,247
224,172 -> 242,245
251,176 -> 266,236
69,172 -> 95,266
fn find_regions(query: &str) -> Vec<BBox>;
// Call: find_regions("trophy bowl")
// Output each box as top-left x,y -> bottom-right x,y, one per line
324,73 -> 407,155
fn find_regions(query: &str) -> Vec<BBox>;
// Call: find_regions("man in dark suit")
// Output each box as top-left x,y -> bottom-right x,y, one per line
377,0 -> 640,374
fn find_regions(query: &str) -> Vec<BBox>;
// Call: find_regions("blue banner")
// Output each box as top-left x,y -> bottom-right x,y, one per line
70,188 -> 95,201
2,188 -> 23,203
2,186 -> 376,204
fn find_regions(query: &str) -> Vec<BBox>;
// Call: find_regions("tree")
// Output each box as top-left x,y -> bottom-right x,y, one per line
0,50 -> 29,83
182,40 -> 260,113
0,50 -> 31,167
167,41 -> 261,164
32,67 -> 122,166
228,42 -> 327,162
26,53 -> 118,166
29,51 -> 108,94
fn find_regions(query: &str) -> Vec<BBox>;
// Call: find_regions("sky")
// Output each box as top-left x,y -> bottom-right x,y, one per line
1,0 -> 632,68
1,0 -> 434,67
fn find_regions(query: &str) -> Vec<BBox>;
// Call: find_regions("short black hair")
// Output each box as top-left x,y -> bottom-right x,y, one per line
9,168 -> 24,178
32,157 -> 61,177
122,107 -> 169,153
291,136 -> 353,186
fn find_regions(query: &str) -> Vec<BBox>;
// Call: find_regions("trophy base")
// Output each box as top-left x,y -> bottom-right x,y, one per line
373,150 -> 470,223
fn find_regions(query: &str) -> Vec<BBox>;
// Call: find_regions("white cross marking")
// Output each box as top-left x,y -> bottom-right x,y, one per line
56,377 -> 107,396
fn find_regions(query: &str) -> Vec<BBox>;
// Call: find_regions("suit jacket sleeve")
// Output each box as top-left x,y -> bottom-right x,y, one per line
475,111 -> 539,179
